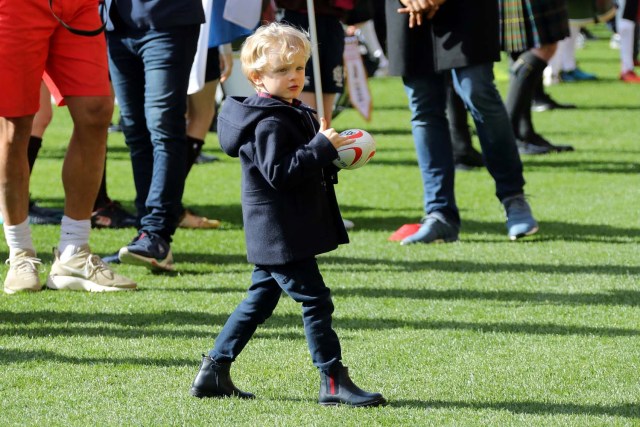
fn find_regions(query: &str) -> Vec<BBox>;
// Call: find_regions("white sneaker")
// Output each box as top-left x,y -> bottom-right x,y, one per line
3,249 -> 42,294
46,245 -> 137,292
610,33 -> 621,50
343,219 -> 355,230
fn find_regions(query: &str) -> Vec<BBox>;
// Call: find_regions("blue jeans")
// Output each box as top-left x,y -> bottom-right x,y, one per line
403,62 -> 525,226
107,26 -> 199,242
210,259 -> 342,372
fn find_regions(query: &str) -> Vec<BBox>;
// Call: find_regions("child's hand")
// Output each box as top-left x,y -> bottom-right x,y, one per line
319,117 -> 351,149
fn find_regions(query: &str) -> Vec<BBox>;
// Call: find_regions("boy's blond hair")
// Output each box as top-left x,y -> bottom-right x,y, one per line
240,22 -> 311,87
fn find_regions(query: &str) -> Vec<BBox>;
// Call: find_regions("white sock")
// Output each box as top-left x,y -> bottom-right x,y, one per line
561,25 -> 579,71
58,216 -> 91,261
547,44 -> 563,77
619,19 -> 635,73
4,218 -> 35,258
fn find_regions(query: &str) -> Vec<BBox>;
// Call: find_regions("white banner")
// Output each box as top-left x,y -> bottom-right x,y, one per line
343,36 -> 372,122
223,0 -> 262,30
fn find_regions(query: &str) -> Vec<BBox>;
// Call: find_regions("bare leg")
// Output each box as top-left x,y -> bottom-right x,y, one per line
63,96 -> 112,220
186,79 -> 219,140
181,79 -> 223,229
0,116 -> 33,225
32,82 -> 53,139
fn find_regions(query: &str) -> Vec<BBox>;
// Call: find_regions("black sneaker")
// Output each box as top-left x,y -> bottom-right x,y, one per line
194,152 -> 220,164
103,233 -> 141,264
101,251 -> 121,264
118,232 -> 174,272
92,201 -> 138,228
28,201 -> 63,225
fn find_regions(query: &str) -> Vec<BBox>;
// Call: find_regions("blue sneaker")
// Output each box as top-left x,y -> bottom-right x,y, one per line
560,68 -> 597,82
401,212 -> 459,245
118,232 -> 174,272
502,195 -> 539,240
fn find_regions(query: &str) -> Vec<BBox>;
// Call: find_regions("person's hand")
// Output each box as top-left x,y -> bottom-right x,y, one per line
397,0 -> 446,27
319,117 -> 351,149
424,0 -> 446,19
219,52 -> 233,83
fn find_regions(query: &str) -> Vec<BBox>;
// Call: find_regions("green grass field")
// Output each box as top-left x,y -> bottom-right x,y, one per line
1,27 -> 639,426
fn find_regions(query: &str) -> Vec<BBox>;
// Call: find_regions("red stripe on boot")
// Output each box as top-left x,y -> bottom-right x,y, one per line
329,376 -> 336,395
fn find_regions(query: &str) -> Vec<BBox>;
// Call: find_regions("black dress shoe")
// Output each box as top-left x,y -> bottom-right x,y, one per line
518,134 -> 574,154
454,148 -> 484,170
532,96 -> 577,112
529,133 -> 574,152
517,139 -> 552,155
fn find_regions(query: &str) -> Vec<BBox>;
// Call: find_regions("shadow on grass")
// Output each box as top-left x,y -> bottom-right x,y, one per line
331,287 -> 640,307
322,255 -> 640,276
394,399 -> 640,419
365,156 -> 636,173
1,310 -> 637,339
522,158 -> 640,174
0,348 -> 195,368
130,280 -> 640,309
334,215 -> 639,243
568,104 -> 640,111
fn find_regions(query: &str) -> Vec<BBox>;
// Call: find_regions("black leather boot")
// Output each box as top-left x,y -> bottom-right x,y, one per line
318,363 -> 386,407
189,355 -> 255,399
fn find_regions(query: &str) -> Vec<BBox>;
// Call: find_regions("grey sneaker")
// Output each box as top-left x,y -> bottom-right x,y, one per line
401,212 -> 459,245
46,245 -> 137,292
502,194 -> 539,240
4,249 -> 42,294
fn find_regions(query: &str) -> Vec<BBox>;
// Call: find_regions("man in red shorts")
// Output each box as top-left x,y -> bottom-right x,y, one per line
0,0 -> 136,293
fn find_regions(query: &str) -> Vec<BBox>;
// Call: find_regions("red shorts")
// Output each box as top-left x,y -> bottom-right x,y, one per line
0,0 -> 110,117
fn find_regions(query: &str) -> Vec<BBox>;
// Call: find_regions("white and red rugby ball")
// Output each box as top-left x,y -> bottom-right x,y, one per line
332,129 -> 376,170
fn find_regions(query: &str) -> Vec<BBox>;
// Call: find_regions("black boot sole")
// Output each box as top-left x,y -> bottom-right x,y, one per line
319,396 -> 388,407
190,387 -> 255,399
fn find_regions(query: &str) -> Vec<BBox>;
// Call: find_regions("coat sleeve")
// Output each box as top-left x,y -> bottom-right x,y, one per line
251,118 -> 339,190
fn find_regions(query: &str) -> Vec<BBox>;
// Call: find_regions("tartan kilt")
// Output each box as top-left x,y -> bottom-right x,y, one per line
500,0 -> 570,52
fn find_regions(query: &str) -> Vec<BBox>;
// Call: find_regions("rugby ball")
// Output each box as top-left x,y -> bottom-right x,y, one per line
332,129 -> 376,170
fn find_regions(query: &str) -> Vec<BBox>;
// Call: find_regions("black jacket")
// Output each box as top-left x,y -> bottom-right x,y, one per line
109,0 -> 204,30
385,0 -> 500,76
217,95 -> 349,265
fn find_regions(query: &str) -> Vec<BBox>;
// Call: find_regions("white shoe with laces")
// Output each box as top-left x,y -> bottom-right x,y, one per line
3,249 -> 42,294
46,245 -> 137,292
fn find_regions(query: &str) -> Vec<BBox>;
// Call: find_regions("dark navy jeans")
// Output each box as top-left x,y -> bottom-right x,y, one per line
107,25 -> 199,242
210,259 -> 342,372
403,62 -> 526,226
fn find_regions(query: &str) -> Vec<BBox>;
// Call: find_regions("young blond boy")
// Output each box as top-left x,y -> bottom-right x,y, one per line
189,22 -> 386,407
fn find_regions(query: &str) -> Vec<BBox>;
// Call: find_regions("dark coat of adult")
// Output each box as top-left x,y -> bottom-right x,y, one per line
217,95 -> 349,266
108,0 -> 205,30
385,0 -> 501,76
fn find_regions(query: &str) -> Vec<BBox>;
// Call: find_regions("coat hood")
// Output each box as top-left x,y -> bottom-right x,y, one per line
217,95 -> 317,157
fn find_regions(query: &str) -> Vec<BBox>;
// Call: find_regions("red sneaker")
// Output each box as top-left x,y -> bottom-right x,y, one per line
620,70 -> 640,83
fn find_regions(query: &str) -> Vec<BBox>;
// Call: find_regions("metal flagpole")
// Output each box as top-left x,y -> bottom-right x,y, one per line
305,0 -> 324,120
